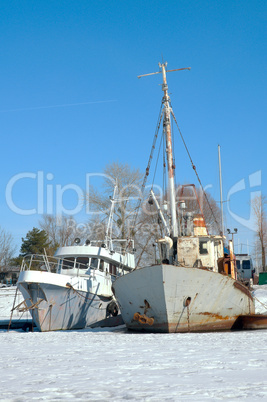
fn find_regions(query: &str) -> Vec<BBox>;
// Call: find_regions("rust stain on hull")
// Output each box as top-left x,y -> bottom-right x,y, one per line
129,318 -> 238,333
232,314 -> 267,330
170,319 -> 237,333
129,314 -> 267,333
199,312 -> 231,320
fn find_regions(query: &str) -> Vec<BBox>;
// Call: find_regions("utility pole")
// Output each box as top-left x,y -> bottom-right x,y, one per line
227,228 -> 238,252
218,145 -> 224,237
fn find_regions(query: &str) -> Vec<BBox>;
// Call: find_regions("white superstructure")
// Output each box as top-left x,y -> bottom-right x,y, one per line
16,186 -> 135,331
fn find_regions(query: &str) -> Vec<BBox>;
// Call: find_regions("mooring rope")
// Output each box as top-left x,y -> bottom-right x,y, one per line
253,294 -> 267,311
12,298 -> 44,312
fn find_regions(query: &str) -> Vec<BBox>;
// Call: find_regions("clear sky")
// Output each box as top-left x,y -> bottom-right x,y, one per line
0,0 -> 266,256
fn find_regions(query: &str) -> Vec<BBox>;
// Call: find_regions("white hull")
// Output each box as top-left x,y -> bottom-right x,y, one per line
18,270 -> 122,331
112,264 -> 255,333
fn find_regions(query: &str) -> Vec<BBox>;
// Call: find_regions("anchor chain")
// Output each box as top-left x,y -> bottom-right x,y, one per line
187,305 -> 190,332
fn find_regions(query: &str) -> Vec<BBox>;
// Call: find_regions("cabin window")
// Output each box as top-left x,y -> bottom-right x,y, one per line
90,258 -> 98,269
76,257 -> 89,269
109,263 -> 117,276
199,241 -> 208,255
236,260 -> 240,270
62,257 -> 75,269
242,260 -> 251,270
99,259 -> 104,272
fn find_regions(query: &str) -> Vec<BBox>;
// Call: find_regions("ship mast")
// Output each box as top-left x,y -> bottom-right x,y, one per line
138,62 -> 191,238
160,62 -> 178,237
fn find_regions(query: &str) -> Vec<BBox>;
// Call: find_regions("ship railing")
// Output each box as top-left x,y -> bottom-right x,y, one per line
21,254 -> 62,273
20,254 -> 131,277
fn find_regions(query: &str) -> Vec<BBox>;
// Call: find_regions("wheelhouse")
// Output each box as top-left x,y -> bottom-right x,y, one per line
58,255 -> 121,278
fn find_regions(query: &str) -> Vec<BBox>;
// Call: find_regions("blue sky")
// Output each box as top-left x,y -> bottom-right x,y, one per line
0,0 -> 266,255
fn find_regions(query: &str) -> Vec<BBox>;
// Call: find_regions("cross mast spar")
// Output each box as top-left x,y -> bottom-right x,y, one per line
138,62 -> 191,238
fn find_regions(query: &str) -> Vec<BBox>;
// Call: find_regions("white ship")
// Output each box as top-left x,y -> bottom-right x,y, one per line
112,62 -> 260,333
16,187 -> 135,331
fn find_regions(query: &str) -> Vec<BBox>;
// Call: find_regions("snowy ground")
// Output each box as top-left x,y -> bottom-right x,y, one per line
1,286 -> 267,401
0,286 -> 31,321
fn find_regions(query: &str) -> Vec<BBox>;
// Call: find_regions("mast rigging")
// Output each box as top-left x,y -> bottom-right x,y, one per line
138,62 -> 191,238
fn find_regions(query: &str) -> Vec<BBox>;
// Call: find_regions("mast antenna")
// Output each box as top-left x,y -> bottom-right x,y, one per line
138,65 -> 191,79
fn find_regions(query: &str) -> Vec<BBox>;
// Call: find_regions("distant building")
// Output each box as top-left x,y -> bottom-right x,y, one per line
0,266 -> 20,285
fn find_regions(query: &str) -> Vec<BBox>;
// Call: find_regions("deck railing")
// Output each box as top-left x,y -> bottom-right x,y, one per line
21,254 -> 61,273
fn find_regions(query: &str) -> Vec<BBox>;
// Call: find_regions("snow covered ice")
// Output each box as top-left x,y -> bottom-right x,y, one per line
1,286 -> 267,401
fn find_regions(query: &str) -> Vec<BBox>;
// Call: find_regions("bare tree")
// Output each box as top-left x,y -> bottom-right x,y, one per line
39,215 -> 81,249
86,162 -> 160,266
83,215 -> 108,242
176,185 -> 221,235
0,226 -> 16,266
87,162 -> 143,240
134,210 -> 162,266
251,195 -> 267,271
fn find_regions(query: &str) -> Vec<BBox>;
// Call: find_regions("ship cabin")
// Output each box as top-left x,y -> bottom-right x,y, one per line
176,235 -> 224,272
55,239 -> 135,279
164,213 -> 224,272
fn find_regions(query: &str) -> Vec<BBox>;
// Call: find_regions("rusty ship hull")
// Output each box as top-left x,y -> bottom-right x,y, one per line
112,264 -> 255,333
